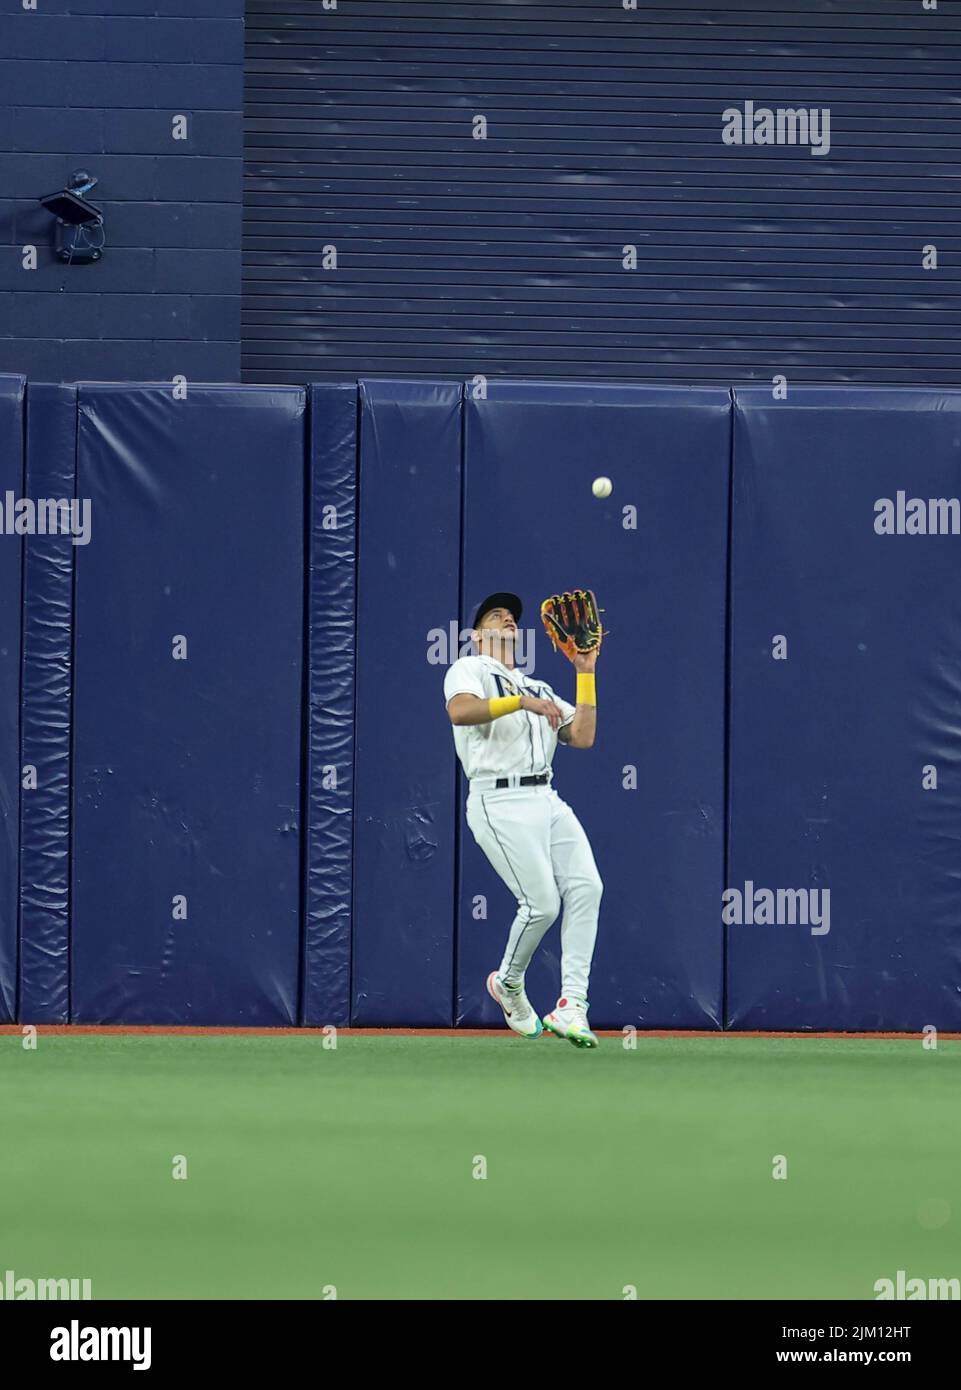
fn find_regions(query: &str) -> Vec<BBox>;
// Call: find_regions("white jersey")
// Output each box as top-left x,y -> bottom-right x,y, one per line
443,654 -> 576,781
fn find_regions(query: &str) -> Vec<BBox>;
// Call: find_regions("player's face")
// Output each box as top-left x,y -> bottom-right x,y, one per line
475,607 -> 517,659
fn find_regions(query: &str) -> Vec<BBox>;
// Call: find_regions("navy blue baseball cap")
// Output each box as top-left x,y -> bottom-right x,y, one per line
471,592 -> 522,630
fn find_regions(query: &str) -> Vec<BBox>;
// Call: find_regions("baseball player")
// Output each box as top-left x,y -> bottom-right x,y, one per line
444,590 -> 603,1048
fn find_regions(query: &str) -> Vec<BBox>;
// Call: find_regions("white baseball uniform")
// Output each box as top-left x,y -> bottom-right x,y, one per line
444,653 -> 602,1000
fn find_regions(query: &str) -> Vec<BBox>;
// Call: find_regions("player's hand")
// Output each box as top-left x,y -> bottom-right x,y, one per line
520,695 -> 565,730
573,650 -> 598,673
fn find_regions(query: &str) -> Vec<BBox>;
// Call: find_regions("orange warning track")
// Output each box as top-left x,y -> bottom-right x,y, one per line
0,1025 -> 957,1039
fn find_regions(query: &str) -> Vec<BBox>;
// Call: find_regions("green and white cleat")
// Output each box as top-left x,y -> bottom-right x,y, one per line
487,971 -> 542,1039
543,997 -> 598,1048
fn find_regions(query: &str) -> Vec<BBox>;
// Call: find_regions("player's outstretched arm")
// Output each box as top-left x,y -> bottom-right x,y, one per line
560,648 -> 598,749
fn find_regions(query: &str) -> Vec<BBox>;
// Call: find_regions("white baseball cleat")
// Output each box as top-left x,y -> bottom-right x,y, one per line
543,996 -> 598,1048
486,971 -> 542,1039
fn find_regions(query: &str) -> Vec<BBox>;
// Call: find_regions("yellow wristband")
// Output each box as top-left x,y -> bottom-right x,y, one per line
488,695 -> 522,720
576,673 -> 596,707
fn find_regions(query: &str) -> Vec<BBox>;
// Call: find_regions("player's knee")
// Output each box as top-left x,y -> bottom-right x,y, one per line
529,885 -> 561,927
568,870 -> 603,911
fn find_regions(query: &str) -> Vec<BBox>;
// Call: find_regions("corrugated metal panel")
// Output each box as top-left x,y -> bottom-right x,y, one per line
242,0 -> 961,385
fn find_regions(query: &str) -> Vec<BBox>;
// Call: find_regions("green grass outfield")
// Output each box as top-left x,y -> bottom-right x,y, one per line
0,1032 -> 958,1300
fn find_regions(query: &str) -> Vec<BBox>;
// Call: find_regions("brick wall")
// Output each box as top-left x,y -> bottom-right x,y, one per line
0,0 -> 243,382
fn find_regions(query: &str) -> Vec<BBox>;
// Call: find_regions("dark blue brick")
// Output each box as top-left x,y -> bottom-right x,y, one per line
2,153 -> 157,201
0,249 -> 154,293
153,155 -> 242,204
0,16 -> 106,61
190,294 -> 241,342
149,338 -> 240,382
12,107 -> 104,152
96,200 -> 239,252
189,202 -> 242,251
105,201 -> 191,248
154,248 -> 240,295
103,109 -> 241,156
65,338 -> 159,379
13,203 -> 60,246
65,61 -> 156,110
0,292 -> 102,340
102,17 -> 149,62
0,61 -> 72,106
63,61 -> 241,113
154,65 -> 243,112
0,340 -> 62,377
97,292 -> 192,338
151,19 -> 243,65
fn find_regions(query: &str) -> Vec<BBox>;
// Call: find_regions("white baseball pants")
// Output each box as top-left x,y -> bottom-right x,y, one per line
466,784 -> 602,1001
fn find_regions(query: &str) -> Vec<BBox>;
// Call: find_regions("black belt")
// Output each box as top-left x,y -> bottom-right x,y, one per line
494,773 -> 550,789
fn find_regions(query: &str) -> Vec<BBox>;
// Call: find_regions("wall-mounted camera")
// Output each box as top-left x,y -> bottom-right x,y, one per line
38,170 -> 105,264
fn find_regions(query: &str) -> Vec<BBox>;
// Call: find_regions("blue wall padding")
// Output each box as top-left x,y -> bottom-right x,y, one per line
71,385 -> 306,1024
352,380 -> 462,1025
728,387 -> 961,1030
303,382 -> 357,1027
457,382 -> 730,1029
19,383 -> 76,1023
0,374 -> 25,1022
8,373 -> 961,1032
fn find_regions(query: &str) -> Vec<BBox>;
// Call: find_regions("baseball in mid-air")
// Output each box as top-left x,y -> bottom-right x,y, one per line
592,476 -> 613,499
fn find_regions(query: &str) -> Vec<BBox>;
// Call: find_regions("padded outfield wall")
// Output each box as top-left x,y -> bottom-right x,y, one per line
1,372 -> 958,1030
